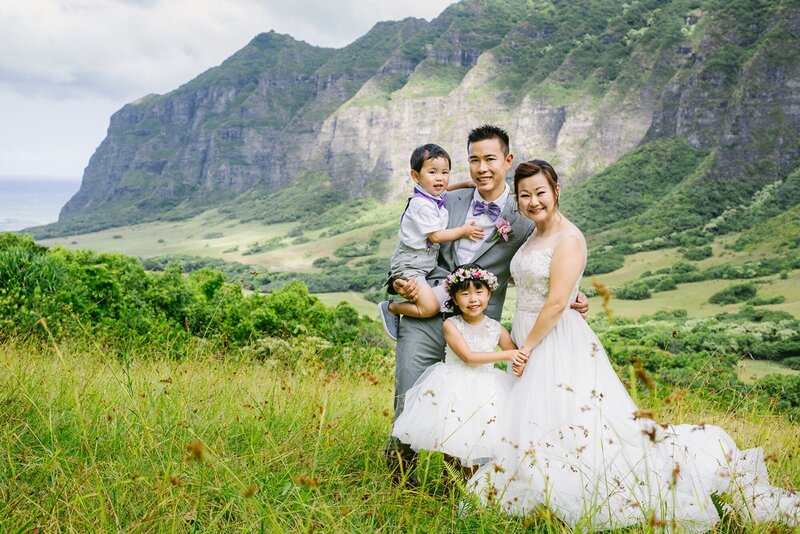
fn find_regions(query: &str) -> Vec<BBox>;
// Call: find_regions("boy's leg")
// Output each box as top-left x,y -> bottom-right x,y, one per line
386,314 -> 446,480
389,283 -> 440,318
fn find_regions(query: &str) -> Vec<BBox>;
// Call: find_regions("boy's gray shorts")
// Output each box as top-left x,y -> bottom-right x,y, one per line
389,243 -> 439,281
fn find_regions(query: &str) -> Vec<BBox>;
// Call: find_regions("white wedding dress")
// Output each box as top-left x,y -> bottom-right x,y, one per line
392,315 -> 514,467
468,235 -> 800,531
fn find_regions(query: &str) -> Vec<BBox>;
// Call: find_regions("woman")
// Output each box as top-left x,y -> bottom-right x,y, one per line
468,160 -> 800,531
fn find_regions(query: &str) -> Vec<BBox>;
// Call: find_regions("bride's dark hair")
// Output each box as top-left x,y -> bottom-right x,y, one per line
514,159 -> 560,208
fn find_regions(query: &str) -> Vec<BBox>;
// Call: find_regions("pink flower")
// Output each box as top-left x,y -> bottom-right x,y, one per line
492,217 -> 513,242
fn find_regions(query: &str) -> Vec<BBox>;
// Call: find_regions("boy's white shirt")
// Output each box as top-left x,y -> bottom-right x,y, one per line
456,184 -> 510,266
398,196 -> 449,250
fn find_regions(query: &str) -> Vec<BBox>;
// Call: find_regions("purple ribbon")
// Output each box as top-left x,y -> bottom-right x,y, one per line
473,200 -> 501,221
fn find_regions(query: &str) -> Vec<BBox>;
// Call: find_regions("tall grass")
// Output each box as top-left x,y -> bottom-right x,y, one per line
2,338 -> 799,532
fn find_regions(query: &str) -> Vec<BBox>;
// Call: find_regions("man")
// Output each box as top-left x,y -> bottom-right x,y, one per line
386,124 -> 589,483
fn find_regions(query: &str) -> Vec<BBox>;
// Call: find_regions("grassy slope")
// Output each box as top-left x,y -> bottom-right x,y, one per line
2,340 -> 799,531
38,207 -> 800,323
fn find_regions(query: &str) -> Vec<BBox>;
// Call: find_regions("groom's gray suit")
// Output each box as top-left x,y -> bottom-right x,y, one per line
389,185 -> 534,459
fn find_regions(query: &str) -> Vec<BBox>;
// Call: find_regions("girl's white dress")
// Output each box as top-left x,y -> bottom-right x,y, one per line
468,236 -> 800,531
392,315 -> 514,467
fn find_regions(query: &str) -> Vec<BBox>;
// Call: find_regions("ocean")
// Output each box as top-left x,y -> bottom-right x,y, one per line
0,176 -> 82,232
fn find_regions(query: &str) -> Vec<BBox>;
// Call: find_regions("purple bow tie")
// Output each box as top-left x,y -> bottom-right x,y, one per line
413,188 -> 446,209
473,200 -> 501,221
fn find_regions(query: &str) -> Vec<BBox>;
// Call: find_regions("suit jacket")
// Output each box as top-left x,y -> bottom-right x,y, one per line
429,187 -> 534,321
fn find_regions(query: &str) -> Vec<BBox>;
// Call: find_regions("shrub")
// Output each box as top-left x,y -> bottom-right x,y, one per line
683,246 -> 712,261
585,252 -> 624,275
614,281 -> 651,300
653,277 -> 677,292
709,283 -> 758,305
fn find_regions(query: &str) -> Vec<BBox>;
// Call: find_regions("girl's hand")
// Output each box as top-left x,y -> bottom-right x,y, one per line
461,222 -> 484,242
511,349 -> 528,376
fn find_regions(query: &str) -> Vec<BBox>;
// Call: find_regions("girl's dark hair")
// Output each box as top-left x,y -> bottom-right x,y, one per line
513,159 -> 560,207
445,263 -> 494,315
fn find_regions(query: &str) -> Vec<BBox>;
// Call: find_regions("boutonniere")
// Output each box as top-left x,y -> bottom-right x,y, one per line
491,217 -> 513,242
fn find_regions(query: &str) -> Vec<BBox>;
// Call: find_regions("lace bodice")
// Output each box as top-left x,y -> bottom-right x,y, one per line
444,315 -> 501,369
510,242 -> 581,314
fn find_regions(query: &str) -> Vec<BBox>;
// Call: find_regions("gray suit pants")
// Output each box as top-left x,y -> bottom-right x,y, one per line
386,313 -> 446,461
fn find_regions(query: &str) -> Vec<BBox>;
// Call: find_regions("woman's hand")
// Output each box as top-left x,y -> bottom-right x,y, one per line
511,348 -> 529,377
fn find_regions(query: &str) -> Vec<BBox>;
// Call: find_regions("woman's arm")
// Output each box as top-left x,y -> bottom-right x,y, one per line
517,235 -> 585,355
444,320 -> 517,365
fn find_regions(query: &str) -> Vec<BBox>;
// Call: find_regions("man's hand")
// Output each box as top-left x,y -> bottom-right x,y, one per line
571,291 -> 589,319
393,277 -> 419,303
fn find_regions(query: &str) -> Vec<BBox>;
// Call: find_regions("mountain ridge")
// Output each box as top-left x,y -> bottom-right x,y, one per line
32,0 -> 800,246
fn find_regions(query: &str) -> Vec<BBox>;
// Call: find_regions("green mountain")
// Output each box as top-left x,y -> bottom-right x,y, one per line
31,0 -> 800,249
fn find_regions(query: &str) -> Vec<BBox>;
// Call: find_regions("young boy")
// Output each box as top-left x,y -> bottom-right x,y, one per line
378,144 -> 483,340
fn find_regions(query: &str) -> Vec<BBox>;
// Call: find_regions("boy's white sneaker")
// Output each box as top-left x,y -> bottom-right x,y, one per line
378,300 -> 399,341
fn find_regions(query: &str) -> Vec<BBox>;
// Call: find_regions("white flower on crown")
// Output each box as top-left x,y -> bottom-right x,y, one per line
445,266 -> 499,292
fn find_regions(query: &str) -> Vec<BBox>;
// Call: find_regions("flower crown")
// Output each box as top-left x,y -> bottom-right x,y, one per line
444,266 -> 499,292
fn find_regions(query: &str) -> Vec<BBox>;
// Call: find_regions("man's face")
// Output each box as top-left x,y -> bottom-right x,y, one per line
468,138 -> 513,200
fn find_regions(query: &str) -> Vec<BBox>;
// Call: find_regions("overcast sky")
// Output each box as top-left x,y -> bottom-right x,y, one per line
0,0 -> 457,179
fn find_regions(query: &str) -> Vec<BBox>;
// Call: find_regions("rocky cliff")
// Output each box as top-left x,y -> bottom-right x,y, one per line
52,0 -> 800,238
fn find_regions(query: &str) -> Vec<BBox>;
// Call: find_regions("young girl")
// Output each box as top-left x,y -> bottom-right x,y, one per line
391,264 -> 522,473
378,144 -> 483,340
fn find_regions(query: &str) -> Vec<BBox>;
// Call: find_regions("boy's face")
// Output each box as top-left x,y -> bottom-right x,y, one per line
468,138 -> 513,200
411,156 -> 450,197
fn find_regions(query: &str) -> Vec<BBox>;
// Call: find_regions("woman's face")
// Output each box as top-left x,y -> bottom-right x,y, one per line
516,172 -> 560,224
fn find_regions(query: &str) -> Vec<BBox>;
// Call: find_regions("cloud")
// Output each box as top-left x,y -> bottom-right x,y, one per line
0,0 -> 456,176
0,0 -> 456,101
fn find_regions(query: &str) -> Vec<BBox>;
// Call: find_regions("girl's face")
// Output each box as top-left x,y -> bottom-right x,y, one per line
453,282 -> 490,320
516,172 -> 560,224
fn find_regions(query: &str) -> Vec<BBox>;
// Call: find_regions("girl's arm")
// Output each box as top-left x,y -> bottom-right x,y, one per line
427,222 -> 483,244
500,325 -> 529,375
444,320 -> 517,365
517,235 -> 585,355
498,326 -> 516,350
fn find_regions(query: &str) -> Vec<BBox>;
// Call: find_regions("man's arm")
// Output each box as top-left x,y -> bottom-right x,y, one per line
393,277 -> 420,303
571,291 -> 589,318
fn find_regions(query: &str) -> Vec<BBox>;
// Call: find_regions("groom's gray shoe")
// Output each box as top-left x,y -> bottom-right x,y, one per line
387,447 -> 418,487
378,301 -> 399,341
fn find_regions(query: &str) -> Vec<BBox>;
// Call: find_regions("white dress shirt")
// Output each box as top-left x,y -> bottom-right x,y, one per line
456,184 -> 510,266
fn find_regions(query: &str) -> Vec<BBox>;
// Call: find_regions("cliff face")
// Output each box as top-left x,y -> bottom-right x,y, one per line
58,0 -> 800,234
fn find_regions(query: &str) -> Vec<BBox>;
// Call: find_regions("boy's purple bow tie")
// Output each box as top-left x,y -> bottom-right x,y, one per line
473,201 -> 501,221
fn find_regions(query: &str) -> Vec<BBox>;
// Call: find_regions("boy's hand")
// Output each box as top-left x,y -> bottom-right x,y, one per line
393,277 -> 419,303
461,221 -> 484,242
571,291 -> 589,319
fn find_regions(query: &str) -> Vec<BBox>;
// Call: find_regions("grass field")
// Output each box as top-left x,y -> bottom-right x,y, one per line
6,267 -> 793,531
316,292 -> 377,318
3,339 -> 800,532
738,359 -> 800,385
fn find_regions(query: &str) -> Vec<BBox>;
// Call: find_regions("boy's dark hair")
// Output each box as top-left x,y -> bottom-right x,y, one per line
410,144 -> 451,173
445,263 -> 494,315
467,124 -> 510,156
